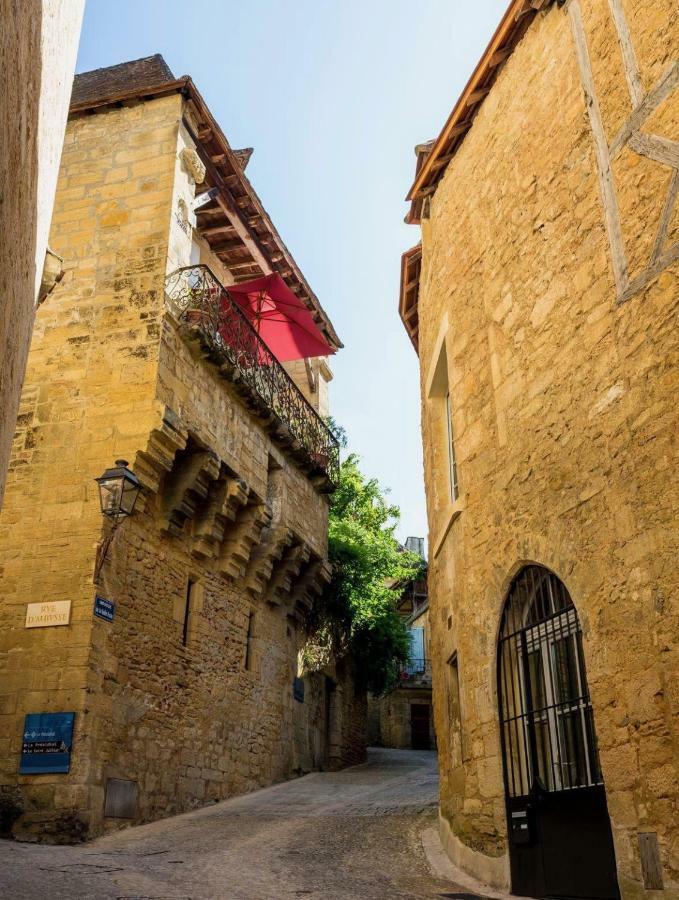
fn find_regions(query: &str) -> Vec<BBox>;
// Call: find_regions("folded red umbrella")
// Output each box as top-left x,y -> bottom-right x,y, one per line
223,273 -> 333,363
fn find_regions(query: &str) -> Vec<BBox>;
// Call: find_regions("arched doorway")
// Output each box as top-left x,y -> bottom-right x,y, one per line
497,565 -> 619,899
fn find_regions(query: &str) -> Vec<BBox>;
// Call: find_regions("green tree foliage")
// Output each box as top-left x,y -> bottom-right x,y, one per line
306,448 -> 424,695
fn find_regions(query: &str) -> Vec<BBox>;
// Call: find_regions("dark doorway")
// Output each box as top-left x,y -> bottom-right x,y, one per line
498,565 -> 619,899
410,703 -> 431,750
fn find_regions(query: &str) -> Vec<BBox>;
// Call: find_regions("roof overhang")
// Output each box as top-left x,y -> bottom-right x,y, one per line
399,244 -> 422,354
405,0 -> 557,224
69,75 -> 342,350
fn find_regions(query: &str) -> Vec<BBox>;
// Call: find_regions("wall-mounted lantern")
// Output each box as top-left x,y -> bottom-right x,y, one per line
95,459 -> 141,519
93,460 -> 141,583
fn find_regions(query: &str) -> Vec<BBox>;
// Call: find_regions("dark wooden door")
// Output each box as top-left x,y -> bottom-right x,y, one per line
498,566 -> 620,900
410,703 -> 430,750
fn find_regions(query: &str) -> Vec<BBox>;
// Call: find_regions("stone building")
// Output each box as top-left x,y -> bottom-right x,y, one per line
0,0 -> 84,508
400,2 -> 677,899
368,550 -> 436,751
0,56 -> 365,842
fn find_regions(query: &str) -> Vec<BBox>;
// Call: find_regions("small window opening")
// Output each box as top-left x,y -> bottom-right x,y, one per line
448,652 -> 465,765
244,611 -> 255,671
427,336 -> 461,507
182,579 -> 194,647
446,391 -> 459,501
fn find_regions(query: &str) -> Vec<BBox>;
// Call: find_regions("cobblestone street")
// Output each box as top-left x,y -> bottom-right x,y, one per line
0,749 -> 482,900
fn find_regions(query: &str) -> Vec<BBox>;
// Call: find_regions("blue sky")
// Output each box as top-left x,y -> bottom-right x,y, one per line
77,0 -> 508,546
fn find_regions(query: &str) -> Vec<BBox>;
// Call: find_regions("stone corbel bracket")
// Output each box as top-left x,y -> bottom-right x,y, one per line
289,556 -> 333,624
219,500 -> 272,581
265,540 -> 312,608
179,147 -> 206,185
160,448 -> 222,536
134,408 -> 189,495
192,472 -> 250,560
245,525 -> 295,597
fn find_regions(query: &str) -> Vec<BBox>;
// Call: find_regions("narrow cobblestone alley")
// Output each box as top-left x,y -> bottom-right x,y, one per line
0,749 -> 484,900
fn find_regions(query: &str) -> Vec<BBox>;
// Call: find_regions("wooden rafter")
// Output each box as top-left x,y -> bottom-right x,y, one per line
398,244 -> 422,354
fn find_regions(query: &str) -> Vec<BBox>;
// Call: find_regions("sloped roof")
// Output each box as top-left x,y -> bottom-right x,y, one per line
406,0 -> 556,223
71,54 -> 175,107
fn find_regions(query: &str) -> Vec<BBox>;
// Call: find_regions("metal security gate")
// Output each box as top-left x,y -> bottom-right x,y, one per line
497,566 -> 619,899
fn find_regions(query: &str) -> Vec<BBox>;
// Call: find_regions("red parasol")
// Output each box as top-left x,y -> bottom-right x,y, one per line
223,274 -> 333,363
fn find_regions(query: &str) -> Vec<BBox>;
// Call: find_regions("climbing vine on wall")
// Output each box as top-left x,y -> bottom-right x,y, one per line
304,425 -> 424,694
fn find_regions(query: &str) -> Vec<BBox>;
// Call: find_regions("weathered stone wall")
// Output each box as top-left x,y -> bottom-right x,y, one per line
327,658 -> 368,769
416,2 -> 677,897
0,93 -> 180,838
368,689 -> 435,751
0,0 -> 84,509
82,486 -> 349,833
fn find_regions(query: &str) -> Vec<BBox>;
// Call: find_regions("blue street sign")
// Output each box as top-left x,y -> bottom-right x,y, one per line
20,712 -> 75,774
94,595 -> 115,622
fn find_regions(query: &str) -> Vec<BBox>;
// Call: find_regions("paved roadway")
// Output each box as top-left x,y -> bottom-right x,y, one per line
0,748 -> 487,900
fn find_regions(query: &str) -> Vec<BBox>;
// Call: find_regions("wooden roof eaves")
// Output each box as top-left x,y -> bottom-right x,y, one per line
399,244 -> 422,354
68,77 -> 190,115
182,80 -> 342,350
405,0 -> 555,212
68,75 -> 342,350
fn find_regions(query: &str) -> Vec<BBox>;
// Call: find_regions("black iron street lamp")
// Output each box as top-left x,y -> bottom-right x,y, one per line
93,460 -> 141,582
95,459 -> 141,519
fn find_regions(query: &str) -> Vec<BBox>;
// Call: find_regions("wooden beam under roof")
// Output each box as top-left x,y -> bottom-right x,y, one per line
183,116 -> 272,276
399,244 -> 422,353
201,224 -> 237,238
211,238 -> 250,255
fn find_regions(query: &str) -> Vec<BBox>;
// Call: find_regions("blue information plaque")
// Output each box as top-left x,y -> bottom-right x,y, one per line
94,595 -> 115,622
20,712 -> 75,774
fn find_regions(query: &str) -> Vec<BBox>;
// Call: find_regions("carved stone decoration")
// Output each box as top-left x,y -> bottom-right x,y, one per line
179,147 -> 206,185
37,247 -> 64,307
568,0 -> 678,305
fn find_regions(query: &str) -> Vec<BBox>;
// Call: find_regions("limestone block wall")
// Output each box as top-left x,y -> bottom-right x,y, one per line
0,94 -> 182,835
417,2 -> 677,897
282,357 -> 333,419
83,494 -> 341,833
369,689 -> 435,750
0,0 -> 84,509
327,659 -> 368,769
155,318 -> 329,557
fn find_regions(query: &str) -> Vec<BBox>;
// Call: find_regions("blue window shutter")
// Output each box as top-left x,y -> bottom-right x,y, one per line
409,627 -> 425,663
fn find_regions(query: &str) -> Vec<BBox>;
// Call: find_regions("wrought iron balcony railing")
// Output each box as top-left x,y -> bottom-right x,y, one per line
164,265 -> 340,490
398,658 -> 432,688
